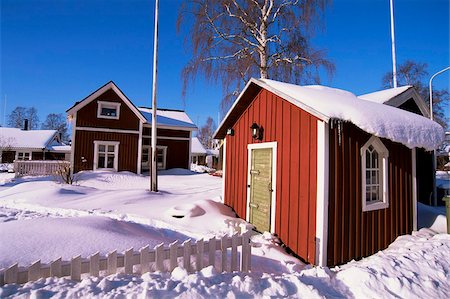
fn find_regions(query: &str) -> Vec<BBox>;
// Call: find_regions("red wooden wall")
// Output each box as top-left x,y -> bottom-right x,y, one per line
76,89 -> 140,131
327,122 -> 413,266
224,88 -> 319,264
74,131 -> 139,173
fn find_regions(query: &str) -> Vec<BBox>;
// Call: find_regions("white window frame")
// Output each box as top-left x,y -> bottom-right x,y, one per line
360,136 -> 389,212
97,101 -> 121,120
93,141 -> 119,171
156,146 -> 167,170
141,145 -> 167,171
16,151 -> 32,161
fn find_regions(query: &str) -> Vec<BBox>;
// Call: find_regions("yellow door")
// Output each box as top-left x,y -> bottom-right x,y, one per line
249,147 -> 273,232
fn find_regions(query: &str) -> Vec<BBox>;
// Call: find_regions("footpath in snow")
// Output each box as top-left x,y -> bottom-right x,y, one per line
0,170 -> 449,298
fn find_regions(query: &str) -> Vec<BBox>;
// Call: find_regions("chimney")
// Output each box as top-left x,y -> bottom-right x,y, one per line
23,119 -> 29,131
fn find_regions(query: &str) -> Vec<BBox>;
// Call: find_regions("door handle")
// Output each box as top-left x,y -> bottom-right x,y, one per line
268,182 -> 273,192
249,202 -> 259,209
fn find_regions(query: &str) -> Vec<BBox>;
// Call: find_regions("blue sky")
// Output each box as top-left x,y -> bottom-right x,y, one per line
1,0 -> 449,130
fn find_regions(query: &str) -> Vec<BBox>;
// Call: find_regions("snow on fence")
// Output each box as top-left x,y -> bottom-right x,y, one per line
14,160 -> 70,177
0,233 -> 252,286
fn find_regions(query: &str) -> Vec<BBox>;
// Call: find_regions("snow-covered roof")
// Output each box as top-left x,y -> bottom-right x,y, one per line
191,137 -> 207,154
215,78 -> 444,151
358,86 -> 412,104
139,108 -> 197,130
206,149 -> 219,156
0,128 -> 61,150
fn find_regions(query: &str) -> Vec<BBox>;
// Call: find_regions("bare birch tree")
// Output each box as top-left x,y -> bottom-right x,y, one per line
178,0 -> 334,113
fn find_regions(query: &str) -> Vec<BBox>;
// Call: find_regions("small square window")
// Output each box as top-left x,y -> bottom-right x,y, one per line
97,101 -> 121,120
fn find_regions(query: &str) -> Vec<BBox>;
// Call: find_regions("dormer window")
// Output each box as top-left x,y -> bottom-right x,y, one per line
361,136 -> 389,212
97,101 -> 121,119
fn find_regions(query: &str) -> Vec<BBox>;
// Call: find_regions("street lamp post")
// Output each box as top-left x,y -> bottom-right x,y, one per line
429,66 -> 450,206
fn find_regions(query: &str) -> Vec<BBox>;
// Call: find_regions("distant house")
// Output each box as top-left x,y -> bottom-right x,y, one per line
0,127 -> 69,163
359,86 -> 435,205
191,137 -> 207,165
67,81 -> 197,174
214,78 -> 444,267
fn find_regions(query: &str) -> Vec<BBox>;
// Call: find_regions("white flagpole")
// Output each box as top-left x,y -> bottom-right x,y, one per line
151,0 -> 159,192
389,0 -> 398,88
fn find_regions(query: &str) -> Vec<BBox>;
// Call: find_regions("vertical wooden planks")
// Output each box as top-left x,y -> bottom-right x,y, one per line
28,260 -> 41,282
71,256 -> 81,281
140,246 -> 150,274
90,252 -> 100,277
124,248 -> 133,274
208,237 -> 216,267
196,239 -> 204,271
169,241 -> 179,272
155,244 -> 164,272
221,238 -> 228,272
182,239 -> 191,272
231,234 -> 238,272
107,251 -> 117,275
50,258 -> 62,278
289,107 -> 300,254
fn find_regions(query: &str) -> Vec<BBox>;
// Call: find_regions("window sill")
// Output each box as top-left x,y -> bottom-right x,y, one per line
363,201 -> 389,212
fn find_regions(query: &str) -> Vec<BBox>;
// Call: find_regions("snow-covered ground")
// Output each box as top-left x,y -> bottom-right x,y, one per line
0,170 -> 449,298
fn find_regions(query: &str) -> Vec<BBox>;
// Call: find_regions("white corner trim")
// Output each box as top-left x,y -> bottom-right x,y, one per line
222,139 -> 227,203
97,101 -> 121,120
246,141 -> 277,233
188,131 -> 192,167
316,120 -> 329,267
412,148 -> 417,231
137,121 -> 143,174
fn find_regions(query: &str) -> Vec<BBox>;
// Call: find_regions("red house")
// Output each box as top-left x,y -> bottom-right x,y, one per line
214,78 -> 444,266
67,81 -> 197,174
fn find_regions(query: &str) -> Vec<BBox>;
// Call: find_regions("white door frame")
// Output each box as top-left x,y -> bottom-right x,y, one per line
246,141 -> 277,233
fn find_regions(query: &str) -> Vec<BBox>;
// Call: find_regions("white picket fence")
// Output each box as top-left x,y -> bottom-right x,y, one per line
0,233 -> 252,286
14,160 -> 70,177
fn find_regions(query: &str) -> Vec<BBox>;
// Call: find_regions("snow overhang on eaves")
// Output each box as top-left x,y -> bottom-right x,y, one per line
215,78 -> 444,151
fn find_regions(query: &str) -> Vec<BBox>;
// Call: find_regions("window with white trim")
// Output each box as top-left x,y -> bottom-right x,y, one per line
94,141 -> 119,171
361,136 -> 389,212
97,101 -> 121,119
16,151 -> 31,161
156,146 -> 167,170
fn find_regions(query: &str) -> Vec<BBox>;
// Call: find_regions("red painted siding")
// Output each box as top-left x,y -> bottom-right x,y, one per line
76,89 -> 140,131
224,88 -> 319,264
327,122 -> 413,266
74,131 -> 139,173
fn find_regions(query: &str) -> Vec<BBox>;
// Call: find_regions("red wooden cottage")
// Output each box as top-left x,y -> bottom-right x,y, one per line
214,78 -> 444,267
67,81 -> 197,174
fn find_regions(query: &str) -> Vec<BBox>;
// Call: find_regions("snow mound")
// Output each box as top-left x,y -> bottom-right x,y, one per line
166,203 -> 205,218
